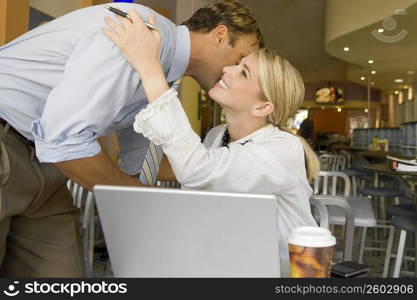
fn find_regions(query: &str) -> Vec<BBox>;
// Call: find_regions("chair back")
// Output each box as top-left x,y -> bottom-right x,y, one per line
312,171 -> 354,261
319,154 -> 347,171
309,195 -> 354,261
67,180 -> 96,277
339,149 -> 351,168
314,171 -> 351,196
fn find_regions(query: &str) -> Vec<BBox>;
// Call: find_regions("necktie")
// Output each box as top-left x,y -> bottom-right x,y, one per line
138,80 -> 181,185
138,141 -> 164,186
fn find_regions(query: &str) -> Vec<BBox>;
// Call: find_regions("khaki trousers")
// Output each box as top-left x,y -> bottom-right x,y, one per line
0,123 -> 83,277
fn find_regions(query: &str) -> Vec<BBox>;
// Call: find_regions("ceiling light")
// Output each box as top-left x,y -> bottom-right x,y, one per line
395,91 -> 399,95
364,108 -> 368,113
360,76 -> 365,81
343,47 -> 349,52
321,106 -> 325,110
407,70 -> 415,75
404,85 -> 409,89
371,70 -> 376,75
378,28 -> 384,33
368,59 -> 374,64
371,81 -> 375,85
394,78 -> 404,83
337,108 -> 342,112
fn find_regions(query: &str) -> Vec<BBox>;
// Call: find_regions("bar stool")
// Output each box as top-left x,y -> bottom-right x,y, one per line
383,213 -> 416,277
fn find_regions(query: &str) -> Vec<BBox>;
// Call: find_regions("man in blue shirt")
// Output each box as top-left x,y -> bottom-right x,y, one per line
0,1 -> 262,276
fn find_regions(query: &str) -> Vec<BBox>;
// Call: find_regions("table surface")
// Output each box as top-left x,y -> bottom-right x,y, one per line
363,164 -> 417,176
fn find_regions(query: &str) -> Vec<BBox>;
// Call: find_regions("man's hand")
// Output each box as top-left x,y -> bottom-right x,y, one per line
54,149 -> 144,191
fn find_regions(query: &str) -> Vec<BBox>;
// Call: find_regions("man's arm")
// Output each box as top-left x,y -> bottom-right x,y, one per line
157,154 -> 176,182
54,149 -> 143,191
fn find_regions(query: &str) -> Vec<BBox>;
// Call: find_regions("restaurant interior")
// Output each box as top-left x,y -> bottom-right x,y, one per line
1,0 -> 416,278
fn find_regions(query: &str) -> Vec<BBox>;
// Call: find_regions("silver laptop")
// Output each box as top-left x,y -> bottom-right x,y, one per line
94,185 -> 281,278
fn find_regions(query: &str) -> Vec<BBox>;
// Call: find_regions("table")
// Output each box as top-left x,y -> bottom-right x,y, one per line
362,163 -> 417,276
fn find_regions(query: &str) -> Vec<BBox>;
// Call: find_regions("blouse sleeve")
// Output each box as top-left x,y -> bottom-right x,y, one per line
134,89 -> 298,193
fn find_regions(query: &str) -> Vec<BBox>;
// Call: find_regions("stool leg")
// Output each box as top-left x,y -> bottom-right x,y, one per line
393,229 -> 407,278
359,227 -> 367,264
383,226 -> 395,277
380,197 -> 387,237
352,176 -> 357,196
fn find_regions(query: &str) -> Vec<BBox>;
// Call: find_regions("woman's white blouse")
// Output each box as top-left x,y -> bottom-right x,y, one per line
134,89 -> 318,259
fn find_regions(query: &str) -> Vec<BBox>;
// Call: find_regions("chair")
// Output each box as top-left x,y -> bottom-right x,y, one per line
309,194 -> 354,261
309,196 -> 329,228
319,154 -> 346,171
313,171 -> 377,263
310,195 -> 354,261
67,180 -> 96,277
157,180 -> 181,188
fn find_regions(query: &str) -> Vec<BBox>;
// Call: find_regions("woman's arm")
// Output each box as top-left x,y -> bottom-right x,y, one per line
133,92 -> 297,193
102,10 -> 169,103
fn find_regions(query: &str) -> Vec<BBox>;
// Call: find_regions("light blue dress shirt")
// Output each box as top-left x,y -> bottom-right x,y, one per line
0,3 -> 190,174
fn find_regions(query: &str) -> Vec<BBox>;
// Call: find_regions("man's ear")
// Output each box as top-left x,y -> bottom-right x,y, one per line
251,101 -> 275,117
212,24 -> 229,47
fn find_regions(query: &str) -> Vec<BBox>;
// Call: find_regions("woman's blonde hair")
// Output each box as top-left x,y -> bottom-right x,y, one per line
257,48 -> 319,181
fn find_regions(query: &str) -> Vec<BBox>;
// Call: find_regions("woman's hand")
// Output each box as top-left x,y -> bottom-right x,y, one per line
102,10 -> 169,103
102,10 -> 161,75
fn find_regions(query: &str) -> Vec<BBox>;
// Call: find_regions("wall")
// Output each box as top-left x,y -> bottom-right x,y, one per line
30,0 -> 81,18
175,0 -> 207,136
139,0 -> 177,22
304,81 -> 380,102
313,108 -> 348,135
0,0 -> 29,45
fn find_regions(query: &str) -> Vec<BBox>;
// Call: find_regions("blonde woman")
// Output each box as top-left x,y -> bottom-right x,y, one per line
103,12 -> 319,264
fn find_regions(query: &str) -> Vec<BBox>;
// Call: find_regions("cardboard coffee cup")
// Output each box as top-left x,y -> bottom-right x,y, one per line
288,226 -> 336,278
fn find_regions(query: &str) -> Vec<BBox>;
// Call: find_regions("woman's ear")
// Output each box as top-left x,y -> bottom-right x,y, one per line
251,101 -> 275,117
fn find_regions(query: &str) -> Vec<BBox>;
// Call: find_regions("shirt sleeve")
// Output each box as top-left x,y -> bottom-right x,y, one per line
31,31 -> 140,163
134,89 -> 298,193
116,125 -> 150,176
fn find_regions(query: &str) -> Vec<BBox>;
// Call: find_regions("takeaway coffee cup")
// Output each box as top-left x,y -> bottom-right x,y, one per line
288,226 -> 336,278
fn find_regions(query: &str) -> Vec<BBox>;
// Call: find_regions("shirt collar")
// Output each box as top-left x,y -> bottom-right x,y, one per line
166,25 -> 190,83
219,124 -> 275,146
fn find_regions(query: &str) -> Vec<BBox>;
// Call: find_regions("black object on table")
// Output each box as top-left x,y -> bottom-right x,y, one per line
331,261 -> 371,278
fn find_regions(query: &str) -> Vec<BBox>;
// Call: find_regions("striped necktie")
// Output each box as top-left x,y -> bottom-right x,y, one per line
138,141 -> 164,186
138,80 -> 181,185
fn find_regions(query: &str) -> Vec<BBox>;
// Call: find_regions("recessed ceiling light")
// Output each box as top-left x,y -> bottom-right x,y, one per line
404,85 -> 409,89
395,91 -> 399,95
394,79 -> 404,83
343,47 -> 349,52
337,108 -> 342,112
371,70 -> 376,75
360,76 -> 365,81
407,70 -> 415,75
371,82 -> 375,85
368,59 -> 374,64
364,108 -> 368,113
321,106 -> 325,110
378,28 -> 384,33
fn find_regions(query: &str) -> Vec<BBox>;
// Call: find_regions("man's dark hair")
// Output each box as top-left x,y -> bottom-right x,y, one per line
182,0 -> 264,47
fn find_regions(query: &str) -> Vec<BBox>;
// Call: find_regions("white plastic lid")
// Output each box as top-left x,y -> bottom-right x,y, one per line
288,226 -> 336,248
